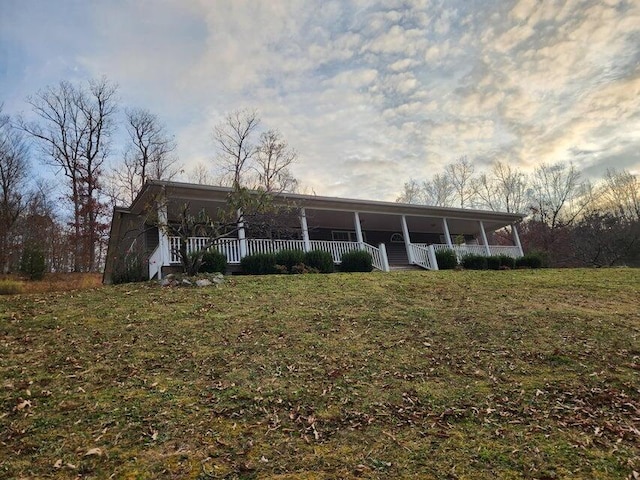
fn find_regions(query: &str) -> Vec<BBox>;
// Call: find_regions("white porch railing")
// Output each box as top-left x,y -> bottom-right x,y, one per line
166,237 -> 388,271
487,245 -> 522,258
409,244 -> 438,270
247,239 -> 307,256
428,243 -> 522,263
148,244 -> 162,279
169,237 -> 241,264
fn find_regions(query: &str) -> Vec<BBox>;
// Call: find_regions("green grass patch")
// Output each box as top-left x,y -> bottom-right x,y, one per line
1,269 -> 639,478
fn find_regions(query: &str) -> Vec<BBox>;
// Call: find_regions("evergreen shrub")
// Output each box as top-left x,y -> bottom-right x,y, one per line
435,249 -> 458,270
340,250 -> 373,272
461,254 -> 488,270
274,249 -> 305,273
20,244 -> 46,280
303,250 -> 335,273
240,253 -> 277,275
201,250 -> 227,273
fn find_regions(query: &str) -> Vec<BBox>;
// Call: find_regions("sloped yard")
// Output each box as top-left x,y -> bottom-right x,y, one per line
1,269 -> 639,479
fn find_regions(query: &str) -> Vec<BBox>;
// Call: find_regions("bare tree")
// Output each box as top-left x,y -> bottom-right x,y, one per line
445,156 -> 476,208
599,169 -> 639,221
126,109 -> 179,181
20,77 -> 117,272
253,129 -> 298,193
528,162 -> 586,229
423,173 -> 456,207
474,161 -> 528,213
0,106 -> 30,272
109,108 -> 180,205
213,109 -> 260,188
396,179 -> 424,204
188,162 -> 213,185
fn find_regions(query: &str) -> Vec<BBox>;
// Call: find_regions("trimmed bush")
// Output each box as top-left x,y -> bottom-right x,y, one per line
274,249 -> 305,273
20,244 -> 46,280
200,250 -> 227,273
487,255 -> 501,270
241,253 -> 277,275
0,279 -> 23,295
516,253 -> 544,269
112,253 -> 148,284
304,250 -> 335,273
461,254 -> 488,270
497,255 -> 516,269
435,249 -> 458,270
340,250 -> 373,272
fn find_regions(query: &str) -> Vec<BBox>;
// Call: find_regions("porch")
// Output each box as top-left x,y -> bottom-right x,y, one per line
147,235 -> 523,279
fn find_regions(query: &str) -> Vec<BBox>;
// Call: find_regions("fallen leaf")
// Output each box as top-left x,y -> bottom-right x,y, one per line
84,447 -> 103,457
15,399 -> 31,411
54,459 -> 63,469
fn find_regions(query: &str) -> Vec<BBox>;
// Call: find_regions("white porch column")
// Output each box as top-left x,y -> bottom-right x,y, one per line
442,218 -> 453,247
237,209 -> 247,258
354,211 -> 364,245
379,243 -> 390,272
479,220 -> 491,256
157,200 -> 169,280
300,208 -> 311,252
512,223 -> 524,256
401,215 -> 414,263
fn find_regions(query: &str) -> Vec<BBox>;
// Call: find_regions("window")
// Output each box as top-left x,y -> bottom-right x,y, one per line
390,233 -> 404,243
331,230 -> 366,242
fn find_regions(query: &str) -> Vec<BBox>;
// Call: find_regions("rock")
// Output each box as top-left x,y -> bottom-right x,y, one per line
161,278 -> 173,287
182,278 -> 192,285
196,279 -> 212,287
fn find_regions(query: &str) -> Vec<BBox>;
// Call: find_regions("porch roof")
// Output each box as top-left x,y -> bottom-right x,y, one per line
131,180 -> 525,232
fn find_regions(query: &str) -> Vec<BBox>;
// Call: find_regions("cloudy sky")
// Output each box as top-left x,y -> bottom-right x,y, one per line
1,0 -> 639,201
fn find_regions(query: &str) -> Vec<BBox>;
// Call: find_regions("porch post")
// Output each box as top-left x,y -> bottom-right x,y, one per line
479,220 -> 491,256
353,211 -> 364,245
157,200 -> 169,280
401,215 -> 414,263
379,243 -> 390,272
442,218 -> 453,247
237,209 -> 247,258
512,223 -> 524,256
300,208 -> 311,252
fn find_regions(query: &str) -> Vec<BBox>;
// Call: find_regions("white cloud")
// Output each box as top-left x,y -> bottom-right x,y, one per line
1,0 -> 639,202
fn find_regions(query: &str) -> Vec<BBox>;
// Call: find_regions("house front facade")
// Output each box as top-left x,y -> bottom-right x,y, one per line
103,180 -> 525,283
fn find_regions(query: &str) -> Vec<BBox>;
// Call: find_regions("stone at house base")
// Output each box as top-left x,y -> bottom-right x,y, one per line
159,272 -> 225,288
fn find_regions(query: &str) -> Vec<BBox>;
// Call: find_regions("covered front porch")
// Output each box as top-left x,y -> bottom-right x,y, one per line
148,191 -> 524,279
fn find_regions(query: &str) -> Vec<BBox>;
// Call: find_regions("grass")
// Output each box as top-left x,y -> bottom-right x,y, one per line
0,273 -> 102,295
1,269 -> 639,479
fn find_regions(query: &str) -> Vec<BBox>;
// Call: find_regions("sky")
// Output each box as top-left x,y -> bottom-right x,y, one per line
1,0 -> 639,201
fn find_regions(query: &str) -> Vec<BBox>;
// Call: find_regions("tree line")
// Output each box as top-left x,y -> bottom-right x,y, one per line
397,157 -> 640,267
0,77 -> 299,274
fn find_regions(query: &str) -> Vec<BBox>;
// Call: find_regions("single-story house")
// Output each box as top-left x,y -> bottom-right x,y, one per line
103,180 -> 525,283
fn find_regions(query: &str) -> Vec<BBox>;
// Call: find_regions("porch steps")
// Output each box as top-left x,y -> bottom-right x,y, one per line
389,264 -> 423,271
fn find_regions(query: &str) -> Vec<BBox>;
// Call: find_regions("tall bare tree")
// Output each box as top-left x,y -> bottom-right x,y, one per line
445,156 -> 476,208
423,173 -> 456,207
599,169 -> 639,221
474,161 -> 528,213
396,179 -> 424,204
108,108 -> 180,205
528,162 -> 586,229
20,77 -> 117,271
254,129 -> 298,193
188,162 -> 213,185
213,109 -> 260,188
0,106 -> 30,272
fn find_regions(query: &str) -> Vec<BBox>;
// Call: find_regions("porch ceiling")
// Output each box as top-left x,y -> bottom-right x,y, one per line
306,209 -> 508,235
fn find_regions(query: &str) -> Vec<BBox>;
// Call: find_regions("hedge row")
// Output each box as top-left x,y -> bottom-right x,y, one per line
240,249 -> 373,275
434,249 -> 545,270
